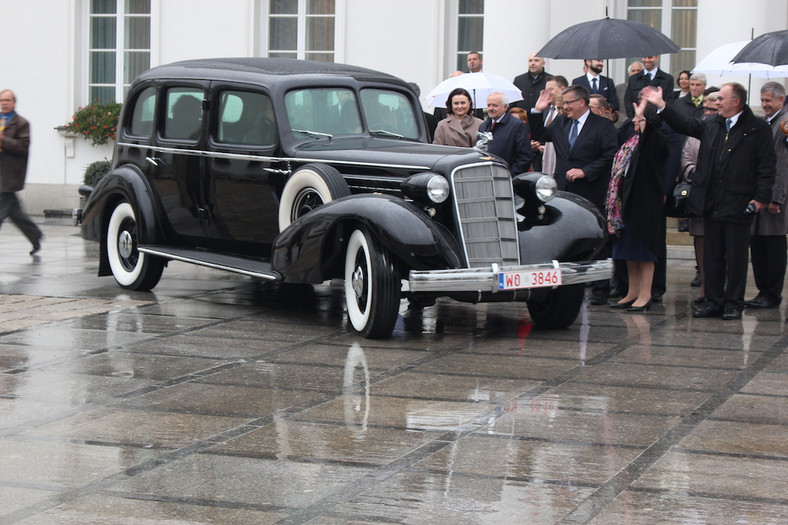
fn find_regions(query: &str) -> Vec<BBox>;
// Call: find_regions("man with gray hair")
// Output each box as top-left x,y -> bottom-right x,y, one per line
478,91 -> 532,174
746,81 -> 788,309
674,72 -> 708,119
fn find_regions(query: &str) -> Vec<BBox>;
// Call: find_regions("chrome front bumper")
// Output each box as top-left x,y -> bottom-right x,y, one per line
407,259 -> 613,294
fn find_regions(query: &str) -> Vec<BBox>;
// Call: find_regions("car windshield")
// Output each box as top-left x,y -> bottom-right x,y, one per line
285,87 -> 419,140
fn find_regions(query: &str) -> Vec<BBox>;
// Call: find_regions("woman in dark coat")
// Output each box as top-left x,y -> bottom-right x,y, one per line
606,96 -> 669,311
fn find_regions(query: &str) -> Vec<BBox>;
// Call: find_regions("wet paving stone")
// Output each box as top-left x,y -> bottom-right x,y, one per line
0,221 -> 786,523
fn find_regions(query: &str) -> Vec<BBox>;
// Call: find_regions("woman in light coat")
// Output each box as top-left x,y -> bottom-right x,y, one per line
433,88 -> 483,147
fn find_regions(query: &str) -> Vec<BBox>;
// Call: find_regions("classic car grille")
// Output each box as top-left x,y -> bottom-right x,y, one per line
451,164 -> 520,268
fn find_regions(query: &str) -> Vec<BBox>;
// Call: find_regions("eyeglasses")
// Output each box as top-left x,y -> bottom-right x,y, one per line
703,107 -> 718,112
562,98 -> 582,106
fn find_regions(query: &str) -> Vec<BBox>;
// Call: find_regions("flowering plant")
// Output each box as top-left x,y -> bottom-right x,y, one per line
65,100 -> 122,146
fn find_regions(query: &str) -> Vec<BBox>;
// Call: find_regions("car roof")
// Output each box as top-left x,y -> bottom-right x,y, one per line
135,57 -> 409,88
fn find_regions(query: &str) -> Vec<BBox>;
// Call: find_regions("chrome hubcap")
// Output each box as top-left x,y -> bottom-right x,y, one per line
351,265 -> 364,299
118,231 -> 133,259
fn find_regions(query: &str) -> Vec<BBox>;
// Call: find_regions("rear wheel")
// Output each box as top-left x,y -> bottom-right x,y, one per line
526,284 -> 584,328
344,229 -> 400,338
106,201 -> 164,291
278,164 -> 350,231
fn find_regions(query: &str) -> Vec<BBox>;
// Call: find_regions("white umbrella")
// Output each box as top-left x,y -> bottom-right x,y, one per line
424,72 -> 523,109
692,40 -> 788,79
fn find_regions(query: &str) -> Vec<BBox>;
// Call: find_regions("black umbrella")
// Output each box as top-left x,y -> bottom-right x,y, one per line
732,29 -> 788,66
536,17 -> 680,60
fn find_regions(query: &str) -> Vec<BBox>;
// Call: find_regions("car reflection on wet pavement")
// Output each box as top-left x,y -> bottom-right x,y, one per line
1,219 -> 786,524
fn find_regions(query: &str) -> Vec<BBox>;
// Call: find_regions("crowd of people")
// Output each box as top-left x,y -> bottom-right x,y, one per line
427,51 -> 787,320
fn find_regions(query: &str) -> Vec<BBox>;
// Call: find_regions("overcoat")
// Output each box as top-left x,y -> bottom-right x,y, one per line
0,114 -> 30,193
659,104 -> 775,223
754,108 -> 788,236
432,114 -> 483,147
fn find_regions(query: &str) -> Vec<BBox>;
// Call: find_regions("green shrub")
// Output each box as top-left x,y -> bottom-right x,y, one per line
83,159 -> 111,187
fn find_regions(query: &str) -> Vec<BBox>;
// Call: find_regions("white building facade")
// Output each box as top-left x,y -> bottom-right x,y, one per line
1,0 -> 784,212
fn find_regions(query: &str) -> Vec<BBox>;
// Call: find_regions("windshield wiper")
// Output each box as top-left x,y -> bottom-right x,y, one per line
291,129 -> 333,139
370,129 -> 404,139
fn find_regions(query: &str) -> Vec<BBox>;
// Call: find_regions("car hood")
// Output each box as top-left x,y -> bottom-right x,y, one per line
290,137 -> 499,172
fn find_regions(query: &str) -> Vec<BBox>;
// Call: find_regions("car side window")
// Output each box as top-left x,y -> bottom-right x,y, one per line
360,89 -> 419,140
285,88 -> 362,135
163,88 -> 203,140
129,87 -> 156,137
216,91 -> 277,146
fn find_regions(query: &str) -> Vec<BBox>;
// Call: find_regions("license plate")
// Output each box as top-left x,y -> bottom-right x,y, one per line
498,268 -> 562,290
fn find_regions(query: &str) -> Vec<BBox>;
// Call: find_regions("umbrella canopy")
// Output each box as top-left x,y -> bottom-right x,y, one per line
424,72 -> 523,109
732,29 -> 788,66
536,17 -> 680,60
693,40 -> 788,79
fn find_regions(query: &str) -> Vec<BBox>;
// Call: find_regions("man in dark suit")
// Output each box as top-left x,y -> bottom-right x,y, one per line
746,81 -> 788,309
533,85 -> 618,304
513,52 -> 550,112
624,55 -> 674,118
0,90 -> 42,255
572,59 -> 619,115
642,83 -> 776,320
673,73 -> 707,119
478,92 -> 532,175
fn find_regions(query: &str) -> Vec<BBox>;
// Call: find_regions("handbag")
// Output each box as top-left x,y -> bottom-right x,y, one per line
664,180 -> 691,218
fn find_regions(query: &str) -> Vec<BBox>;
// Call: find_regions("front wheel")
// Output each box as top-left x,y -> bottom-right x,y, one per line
526,284 -> 584,329
344,229 -> 401,338
106,201 -> 164,291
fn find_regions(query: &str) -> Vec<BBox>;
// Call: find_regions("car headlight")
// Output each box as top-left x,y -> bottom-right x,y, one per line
535,175 -> 556,203
403,172 -> 450,204
426,175 -> 449,203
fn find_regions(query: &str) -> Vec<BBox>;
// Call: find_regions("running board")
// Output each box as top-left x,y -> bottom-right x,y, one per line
138,245 -> 282,281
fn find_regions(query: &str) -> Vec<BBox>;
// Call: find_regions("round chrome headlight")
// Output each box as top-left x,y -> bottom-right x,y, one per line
535,175 -> 557,203
426,175 -> 450,203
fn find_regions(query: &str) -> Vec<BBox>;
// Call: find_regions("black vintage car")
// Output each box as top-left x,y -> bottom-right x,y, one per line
78,58 -> 612,338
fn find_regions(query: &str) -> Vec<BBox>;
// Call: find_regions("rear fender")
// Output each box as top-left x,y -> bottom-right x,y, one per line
272,194 -> 463,283
80,165 -> 166,275
518,191 -> 608,264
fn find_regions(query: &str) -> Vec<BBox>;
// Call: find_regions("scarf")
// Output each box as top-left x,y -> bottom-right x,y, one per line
606,132 -> 640,235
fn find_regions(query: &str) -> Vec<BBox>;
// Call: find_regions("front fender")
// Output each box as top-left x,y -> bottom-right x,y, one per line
80,165 -> 166,275
272,194 -> 463,283
518,191 -> 608,264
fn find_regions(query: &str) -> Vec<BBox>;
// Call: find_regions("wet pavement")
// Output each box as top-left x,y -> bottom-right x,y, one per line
0,219 -> 786,524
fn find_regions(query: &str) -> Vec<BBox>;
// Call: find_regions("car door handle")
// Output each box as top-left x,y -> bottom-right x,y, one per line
146,156 -> 164,166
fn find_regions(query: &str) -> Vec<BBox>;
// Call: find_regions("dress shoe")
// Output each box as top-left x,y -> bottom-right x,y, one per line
610,299 -> 635,309
650,293 -> 664,304
744,295 -> 779,309
722,308 -> 742,320
690,272 -> 702,287
693,305 -> 722,318
608,287 -> 624,299
29,241 -> 41,255
627,300 -> 652,312
590,293 -> 609,305
694,295 -> 707,304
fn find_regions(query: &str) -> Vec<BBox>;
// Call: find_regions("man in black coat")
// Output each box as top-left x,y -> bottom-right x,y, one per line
642,83 -> 776,320
572,59 -> 619,114
513,52 -> 550,112
478,92 -> 532,175
625,55 -> 674,118
533,85 -> 618,304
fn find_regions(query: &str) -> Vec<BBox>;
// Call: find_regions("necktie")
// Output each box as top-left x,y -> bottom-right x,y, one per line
591,77 -> 598,93
568,120 -> 578,149
0,115 -> 6,152
545,106 -> 555,126
693,97 -> 701,107
726,118 -> 732,132
491,119 -> 497,131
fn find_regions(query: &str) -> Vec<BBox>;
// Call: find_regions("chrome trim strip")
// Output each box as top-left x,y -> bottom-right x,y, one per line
115,142 -> 431,170
138,247 -> 280,281
408,259 -> 613,293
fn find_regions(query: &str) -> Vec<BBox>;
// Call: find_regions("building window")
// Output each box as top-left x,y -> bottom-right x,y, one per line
268,0 -> 335,62
627,0 -> 697,77
456,0 -> 484,72
89,0 -> 151,104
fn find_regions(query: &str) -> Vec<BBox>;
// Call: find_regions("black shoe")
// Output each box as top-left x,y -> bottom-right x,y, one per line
610,299 -> 636,309
29,241 -> 41,255
694,295 -> 707,304
627,300 -> 653,312
608,287 -> 624,299
722,308 -> 743,320
693,305 -> 722,318
744,295 -> 779,309
590,293 -> 609,305
650,292 -> 664,304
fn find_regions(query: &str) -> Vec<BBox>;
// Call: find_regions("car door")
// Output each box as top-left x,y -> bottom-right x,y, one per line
149,82 -> 210,244
203,84 -> 285,256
